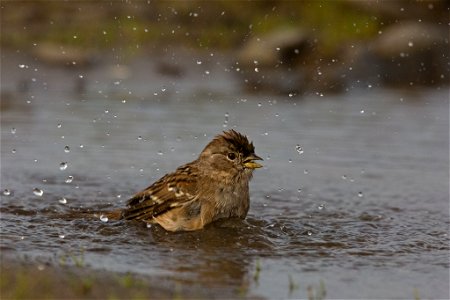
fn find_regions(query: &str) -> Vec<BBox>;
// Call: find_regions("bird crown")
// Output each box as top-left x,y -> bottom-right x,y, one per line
205,129 -> 255,157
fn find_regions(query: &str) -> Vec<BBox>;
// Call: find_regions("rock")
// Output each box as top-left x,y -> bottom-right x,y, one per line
370,22 -> 449,86
32,43 -> 97,67
237,28 -> 312,68
235,28 -> 313,93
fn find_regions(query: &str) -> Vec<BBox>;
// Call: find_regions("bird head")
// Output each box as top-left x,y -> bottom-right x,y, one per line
199,130 -> 263,176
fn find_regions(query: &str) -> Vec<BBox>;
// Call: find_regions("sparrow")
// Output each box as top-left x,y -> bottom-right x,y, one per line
120,130 -> 263,232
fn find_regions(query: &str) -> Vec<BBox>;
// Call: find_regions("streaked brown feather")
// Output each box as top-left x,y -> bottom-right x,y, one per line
121,164 -> 198,221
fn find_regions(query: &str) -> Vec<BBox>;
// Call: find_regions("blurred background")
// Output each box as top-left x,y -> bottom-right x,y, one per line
2,0 -> 449,97
1,1 -> 449,299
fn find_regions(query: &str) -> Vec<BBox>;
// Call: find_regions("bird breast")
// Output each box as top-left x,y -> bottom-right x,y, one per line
213,175 -> 250,220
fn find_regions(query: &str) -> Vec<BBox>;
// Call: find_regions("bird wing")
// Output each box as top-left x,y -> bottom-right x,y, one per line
122,165 -> 198,221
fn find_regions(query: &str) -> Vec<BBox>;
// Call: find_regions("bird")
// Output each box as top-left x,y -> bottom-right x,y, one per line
120,129 -> 263,232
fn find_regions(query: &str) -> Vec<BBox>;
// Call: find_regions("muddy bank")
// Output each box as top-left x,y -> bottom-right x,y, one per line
0,256 -> 259,299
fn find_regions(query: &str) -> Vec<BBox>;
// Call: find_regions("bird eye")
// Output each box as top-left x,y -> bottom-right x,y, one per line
227,153 -> 236,160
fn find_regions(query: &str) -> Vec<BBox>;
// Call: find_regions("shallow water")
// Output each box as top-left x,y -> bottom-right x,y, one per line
1,52 -> 449,299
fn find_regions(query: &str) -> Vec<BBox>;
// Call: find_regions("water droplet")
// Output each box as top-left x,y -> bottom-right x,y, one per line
295,145 -> 304,155
360,110 -> 365,114
3,189 -> 12,196
121,99 -> 127,103
59,162 -> 68,170
33,188 -> 43,196
223,112 -> 229,128
64,146 -> 70,153
11,149 -> 16,154
204,70 -> 210,75
341,175 -> 347,180
196,60 -> 202,65
307,231 -> 312,236
408,41 -> 413,47
358,191 -> 364,198
257,103 -> 262,107
79,144 -> 84,148
59,234 -> 65,239
254,67 -> 259,72
146,223 -> 152,228
303,169 -> 309,175
65,176 -> 74,183
58,197 -> 67,204
157,151 -> 164,155
137,136 -> 143,141
288,159 -> 292,163
297,188 -> 302,193
100,214 -> 108,222
11,128 -> 16,134
318,204 -> 325,210
57,123 -> 62,128
18,64 -> 26,69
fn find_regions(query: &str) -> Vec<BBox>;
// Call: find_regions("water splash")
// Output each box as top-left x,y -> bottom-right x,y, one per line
59,162 -> 68,171
33,188 -> 44,196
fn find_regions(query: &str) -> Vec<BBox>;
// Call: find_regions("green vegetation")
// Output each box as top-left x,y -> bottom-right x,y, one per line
58,250 -> 86,268
1,1 -> 380,55
307,279 -> 327,300
253,258 -> 261,283
288,274 -> 300,295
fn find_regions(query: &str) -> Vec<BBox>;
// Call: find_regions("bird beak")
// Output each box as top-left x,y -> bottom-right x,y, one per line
244,154 -> 263,169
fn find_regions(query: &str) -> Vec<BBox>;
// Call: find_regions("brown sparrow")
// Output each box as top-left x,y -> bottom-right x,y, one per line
121,130 -> 262,232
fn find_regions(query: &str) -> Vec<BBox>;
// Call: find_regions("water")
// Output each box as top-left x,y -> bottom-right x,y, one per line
1,52 -> 449,299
